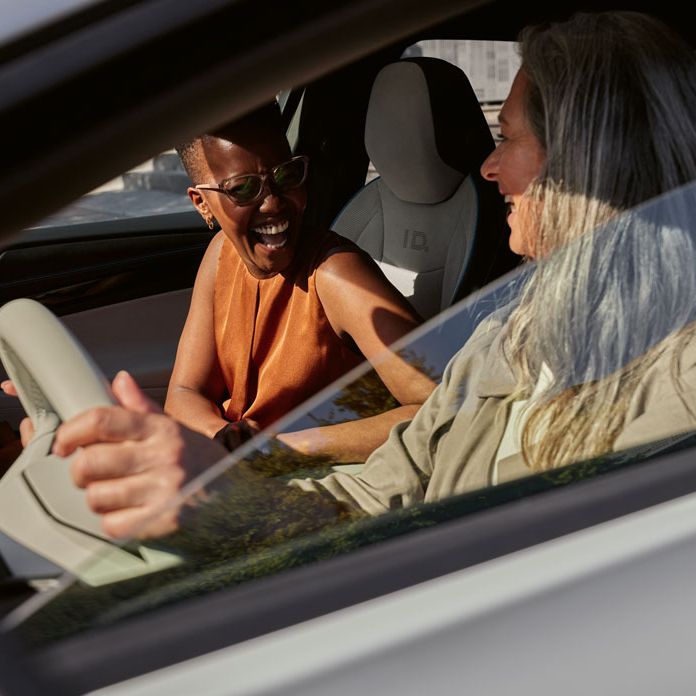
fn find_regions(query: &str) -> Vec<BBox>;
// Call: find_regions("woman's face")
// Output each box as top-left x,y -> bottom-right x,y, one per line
480,69 -> 546,258
191,124 -> 307,279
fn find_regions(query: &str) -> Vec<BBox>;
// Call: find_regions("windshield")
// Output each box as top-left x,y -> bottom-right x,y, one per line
7,181 -> 696,647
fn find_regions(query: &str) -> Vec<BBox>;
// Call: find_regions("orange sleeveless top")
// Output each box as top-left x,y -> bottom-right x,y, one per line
214,229 -> 364,430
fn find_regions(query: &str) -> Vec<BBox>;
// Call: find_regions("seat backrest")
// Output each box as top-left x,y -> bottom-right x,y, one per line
332,57 -> 518,320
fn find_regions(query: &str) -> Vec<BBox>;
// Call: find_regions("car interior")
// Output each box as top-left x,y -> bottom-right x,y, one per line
0,39 -> 520,591
0,2 -> 523,611
2,0 -> 696,693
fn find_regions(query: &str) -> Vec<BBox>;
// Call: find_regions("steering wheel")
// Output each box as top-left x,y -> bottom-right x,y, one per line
0,298 -> 179,585
0,298 -> 114,427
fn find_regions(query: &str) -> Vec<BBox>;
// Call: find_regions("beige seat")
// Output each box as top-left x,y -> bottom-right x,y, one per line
332,57 -> 517,320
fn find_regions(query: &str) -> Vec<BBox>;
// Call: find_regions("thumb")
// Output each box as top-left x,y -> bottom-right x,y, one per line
19,417 -> 34,447
111,371 -> 161,415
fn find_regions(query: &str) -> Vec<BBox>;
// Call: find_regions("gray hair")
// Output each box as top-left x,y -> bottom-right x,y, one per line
503,12 -> 696,470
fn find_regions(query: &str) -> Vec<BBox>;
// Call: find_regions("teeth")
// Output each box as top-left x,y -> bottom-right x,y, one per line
252,220 -> 289,235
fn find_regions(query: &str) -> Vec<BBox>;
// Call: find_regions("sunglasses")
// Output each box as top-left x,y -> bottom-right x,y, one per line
195,155 -> 309,206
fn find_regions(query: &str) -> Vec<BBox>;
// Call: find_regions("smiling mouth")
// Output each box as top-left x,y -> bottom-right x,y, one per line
251,220 -> 290,250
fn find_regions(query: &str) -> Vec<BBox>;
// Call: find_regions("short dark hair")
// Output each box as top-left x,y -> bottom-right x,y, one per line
176,100 -> 284,182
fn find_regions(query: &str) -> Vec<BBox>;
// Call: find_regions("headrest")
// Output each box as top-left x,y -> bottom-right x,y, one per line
365,57 -> 494,205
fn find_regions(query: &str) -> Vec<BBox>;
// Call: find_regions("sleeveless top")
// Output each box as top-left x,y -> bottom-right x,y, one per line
213,229 -> 364,430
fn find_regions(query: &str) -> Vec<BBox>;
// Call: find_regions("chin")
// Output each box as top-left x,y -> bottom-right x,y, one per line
253,250 -> 295,277
508,233 -> 525,257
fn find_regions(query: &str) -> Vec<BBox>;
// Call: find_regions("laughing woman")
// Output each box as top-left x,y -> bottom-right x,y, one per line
165,103 -> 436,462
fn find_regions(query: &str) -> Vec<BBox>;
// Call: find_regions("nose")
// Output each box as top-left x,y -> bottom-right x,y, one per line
480,146 -> 500,182
258,185 -> 284,213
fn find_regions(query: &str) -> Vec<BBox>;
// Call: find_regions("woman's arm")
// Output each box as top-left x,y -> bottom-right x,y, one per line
278,248 -> 437,462
164,232 -> 230,438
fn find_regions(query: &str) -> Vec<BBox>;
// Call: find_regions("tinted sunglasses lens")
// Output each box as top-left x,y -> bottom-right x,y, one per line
273,158 -> 307,190
226,175 -> 263,205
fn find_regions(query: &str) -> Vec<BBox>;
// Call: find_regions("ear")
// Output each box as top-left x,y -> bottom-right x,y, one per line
188,187 -> 218,230
187,186 -> 207,214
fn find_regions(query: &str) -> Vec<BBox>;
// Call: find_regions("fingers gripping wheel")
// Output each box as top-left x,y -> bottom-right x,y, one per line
0,299 -> 180,587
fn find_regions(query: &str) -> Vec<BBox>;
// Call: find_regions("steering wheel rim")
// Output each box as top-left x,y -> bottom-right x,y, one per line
0,298 -> 114,427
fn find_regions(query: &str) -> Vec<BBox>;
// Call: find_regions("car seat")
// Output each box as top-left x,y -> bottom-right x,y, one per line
331,57 -> 518,320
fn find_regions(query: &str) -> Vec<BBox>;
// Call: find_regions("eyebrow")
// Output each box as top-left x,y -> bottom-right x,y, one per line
220,159 -> 286,182
220,171 -> 251,182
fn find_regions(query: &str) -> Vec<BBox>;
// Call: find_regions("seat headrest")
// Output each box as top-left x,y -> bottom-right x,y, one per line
365,57 -> 494,205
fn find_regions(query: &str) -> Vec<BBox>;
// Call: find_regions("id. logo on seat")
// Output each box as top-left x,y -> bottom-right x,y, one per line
403,229 -> 429,252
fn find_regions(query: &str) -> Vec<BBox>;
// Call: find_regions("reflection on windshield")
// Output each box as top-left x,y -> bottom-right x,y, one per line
10,183 -> 696,647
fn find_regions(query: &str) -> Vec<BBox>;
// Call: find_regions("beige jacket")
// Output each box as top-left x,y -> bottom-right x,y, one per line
292,310 -> 696,515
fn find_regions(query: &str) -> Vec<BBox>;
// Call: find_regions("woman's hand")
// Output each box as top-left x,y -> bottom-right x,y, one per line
53,370 -> 227,539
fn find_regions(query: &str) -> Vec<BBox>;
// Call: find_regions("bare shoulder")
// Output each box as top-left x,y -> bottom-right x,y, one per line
317,244 -> 393,295
197,231 -> 227,278
316,244 -> 422,332
190,231 -> 227,301
202,230 -> 227,265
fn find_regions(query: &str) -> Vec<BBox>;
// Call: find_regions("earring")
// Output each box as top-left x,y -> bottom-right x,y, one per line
206,216 -> 216,230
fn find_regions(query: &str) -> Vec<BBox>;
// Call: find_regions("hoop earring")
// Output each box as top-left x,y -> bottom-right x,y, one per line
205,215 -> 217,230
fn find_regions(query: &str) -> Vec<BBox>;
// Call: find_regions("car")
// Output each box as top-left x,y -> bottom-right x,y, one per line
1,1 -> 696,694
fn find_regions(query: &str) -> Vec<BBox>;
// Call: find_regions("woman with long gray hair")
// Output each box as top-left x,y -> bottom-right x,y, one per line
503,11 -> 696,472
48,10 -> 696,537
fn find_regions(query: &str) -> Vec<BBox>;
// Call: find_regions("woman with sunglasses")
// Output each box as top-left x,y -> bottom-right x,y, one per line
167,102 -> 436,460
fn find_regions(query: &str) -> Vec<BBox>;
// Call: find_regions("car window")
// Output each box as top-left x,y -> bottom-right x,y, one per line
403,39 -> 520,102
405,39 -> 520,143
32,90 -> 301,232
32,150 -> 192,231
9,181 -> 696,648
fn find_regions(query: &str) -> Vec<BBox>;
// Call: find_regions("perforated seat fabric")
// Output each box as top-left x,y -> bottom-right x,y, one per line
332,57 -> 516,320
